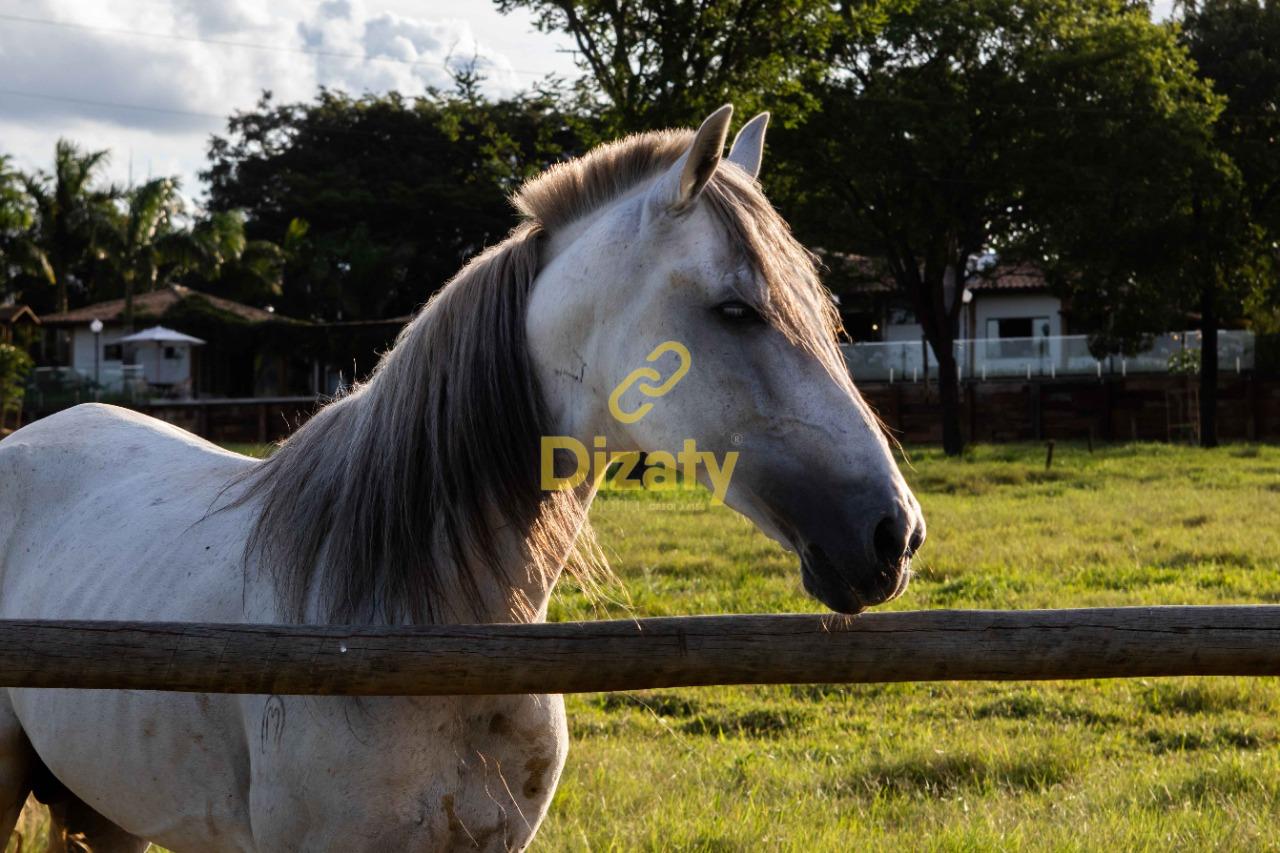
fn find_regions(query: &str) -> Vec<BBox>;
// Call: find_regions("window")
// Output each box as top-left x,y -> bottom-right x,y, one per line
103,344 -> 122,361
987,317 -> 1050,339
163,346 -> 180,360
985,316 -> 1052,359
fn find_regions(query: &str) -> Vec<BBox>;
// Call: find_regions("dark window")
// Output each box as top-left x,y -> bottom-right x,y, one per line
163,346 -> 179,360
103,344 -> 122,361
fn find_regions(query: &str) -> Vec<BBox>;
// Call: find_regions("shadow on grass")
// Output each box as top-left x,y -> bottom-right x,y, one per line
850,750 -> 1078,799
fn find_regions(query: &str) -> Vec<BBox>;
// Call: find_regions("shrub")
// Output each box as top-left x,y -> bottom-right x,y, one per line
0,342 -> 34,431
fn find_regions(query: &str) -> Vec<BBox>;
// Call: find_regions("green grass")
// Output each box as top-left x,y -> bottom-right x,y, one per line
537,443 -> 1280,851
11,442 -> 1280,850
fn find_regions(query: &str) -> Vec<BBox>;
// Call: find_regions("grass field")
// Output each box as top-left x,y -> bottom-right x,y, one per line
538,442 -> 1280,851
9,442 -> 1280,850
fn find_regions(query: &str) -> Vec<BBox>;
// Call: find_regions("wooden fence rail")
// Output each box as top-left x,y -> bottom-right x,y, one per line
0,607 -> 1277,696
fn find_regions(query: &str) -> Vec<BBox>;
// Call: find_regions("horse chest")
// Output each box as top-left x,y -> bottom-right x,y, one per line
245,693 -> 569,851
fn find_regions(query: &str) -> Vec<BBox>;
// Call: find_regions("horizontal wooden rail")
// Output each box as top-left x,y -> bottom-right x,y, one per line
0,606 -> 1278,696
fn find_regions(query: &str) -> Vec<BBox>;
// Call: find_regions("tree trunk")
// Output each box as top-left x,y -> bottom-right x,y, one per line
1199,280 -> 1218,448
936,343 -> 964,456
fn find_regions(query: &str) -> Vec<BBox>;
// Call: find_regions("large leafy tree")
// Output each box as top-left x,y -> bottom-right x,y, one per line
203,86 -> 587,321
775,0 -> 1222,455
20,140 -> 119,314
493,0 -> 856,131
1179,0 -> 1280,446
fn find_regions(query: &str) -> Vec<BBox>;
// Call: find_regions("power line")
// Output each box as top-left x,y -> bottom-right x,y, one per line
0,87 -> 225,121
0,10 -> 566,80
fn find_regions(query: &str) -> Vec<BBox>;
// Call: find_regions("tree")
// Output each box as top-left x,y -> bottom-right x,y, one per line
0,341 -> 33,433
775,0 -> 1222,455
174,210 -> 288,308
494,0 -> 852,131
0,155 -> 35,304
203,87 -> 587,321
21,140 -> 119,314
106,177 -> 183,330
1180,0 -> 1280,446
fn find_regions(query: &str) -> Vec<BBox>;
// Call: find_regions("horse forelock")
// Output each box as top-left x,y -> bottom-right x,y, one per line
239,129 -> 844,625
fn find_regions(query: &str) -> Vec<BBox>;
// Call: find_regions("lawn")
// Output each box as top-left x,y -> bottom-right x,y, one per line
539,442 -> 1280,851
10,442 -> 1280,850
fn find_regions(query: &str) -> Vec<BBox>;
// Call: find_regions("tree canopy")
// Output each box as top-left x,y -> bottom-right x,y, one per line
203,86 -> 589,321
770,0 -> 1225,453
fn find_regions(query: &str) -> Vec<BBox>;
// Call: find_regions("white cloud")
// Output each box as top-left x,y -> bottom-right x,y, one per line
0,0 -> 578,196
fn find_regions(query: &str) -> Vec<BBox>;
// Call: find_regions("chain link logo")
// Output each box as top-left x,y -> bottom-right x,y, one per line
607,341 -> 692,424
541,340 -> 738,503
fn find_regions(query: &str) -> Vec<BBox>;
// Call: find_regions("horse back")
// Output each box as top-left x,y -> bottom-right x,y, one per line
0,403 -> 261,622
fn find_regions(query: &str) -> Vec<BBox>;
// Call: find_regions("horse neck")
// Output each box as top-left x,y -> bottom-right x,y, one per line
248,224 -> 599,627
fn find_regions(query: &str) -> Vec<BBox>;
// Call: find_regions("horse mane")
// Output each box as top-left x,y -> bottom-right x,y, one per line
238,128 -> 848,625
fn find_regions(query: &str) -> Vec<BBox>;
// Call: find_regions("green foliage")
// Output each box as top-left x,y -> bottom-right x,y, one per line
1181,0 -> 1280,333
1168,346 -> 1203,374
15,139 -> 120,314
494,0 -> 855,132
0,341 -> 33,429
768,0 -> 1225,454
202,87 -> 589,321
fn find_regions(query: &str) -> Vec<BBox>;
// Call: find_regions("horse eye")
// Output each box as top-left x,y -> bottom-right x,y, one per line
714,301 -> 760,322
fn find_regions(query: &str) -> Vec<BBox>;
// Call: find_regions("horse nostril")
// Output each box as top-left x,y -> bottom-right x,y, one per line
872,514 -> 909,568
907,526 -> 925,556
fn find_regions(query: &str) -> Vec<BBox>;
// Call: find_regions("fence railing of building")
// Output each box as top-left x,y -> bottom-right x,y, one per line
843,330 -> 1256,383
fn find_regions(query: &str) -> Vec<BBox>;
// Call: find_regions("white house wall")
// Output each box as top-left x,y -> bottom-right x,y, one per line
970,293 -> 1063,339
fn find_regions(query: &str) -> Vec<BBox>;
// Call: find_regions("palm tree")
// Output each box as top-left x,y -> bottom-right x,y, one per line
164,209 -> 287,306
21,140 -> 118,313
109,177 -> 182,330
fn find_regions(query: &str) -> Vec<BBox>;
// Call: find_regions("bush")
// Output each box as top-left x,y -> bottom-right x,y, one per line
0,342 -> 34,431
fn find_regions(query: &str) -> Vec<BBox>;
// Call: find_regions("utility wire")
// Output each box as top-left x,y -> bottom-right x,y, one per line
0,10 -> 565,79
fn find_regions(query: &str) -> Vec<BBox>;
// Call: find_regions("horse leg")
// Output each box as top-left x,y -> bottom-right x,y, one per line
43,794 -> 148,853
13,728 -> 146,853
0,693 -> 35,848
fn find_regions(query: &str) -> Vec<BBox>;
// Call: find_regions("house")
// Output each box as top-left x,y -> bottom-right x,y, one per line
38,285 -> 287,398
0,304 -> 40,348
819,251 -> 1065,345
821,252 -> 1082,380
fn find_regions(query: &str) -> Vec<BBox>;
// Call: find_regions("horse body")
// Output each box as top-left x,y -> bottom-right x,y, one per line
0,106 -> 924,850
0,405 -> 564,851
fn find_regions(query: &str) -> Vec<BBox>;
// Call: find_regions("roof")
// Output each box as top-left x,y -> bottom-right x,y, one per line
816,250 -> 1048,295
0,305 -> 40,325
970,265 -> 1047,292
39,285 -> 280,326
113,325 -> 206,346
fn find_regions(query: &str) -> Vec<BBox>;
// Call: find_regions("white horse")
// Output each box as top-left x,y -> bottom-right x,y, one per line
0,105 -> 923,851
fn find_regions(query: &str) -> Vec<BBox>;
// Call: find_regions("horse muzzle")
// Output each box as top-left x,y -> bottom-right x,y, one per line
795,497 -> 925,614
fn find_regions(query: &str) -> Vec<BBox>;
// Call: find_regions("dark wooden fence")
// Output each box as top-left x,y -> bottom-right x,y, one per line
1,607 -> 1278,695
140,397 -> 320,444
861,375 -> 1280,444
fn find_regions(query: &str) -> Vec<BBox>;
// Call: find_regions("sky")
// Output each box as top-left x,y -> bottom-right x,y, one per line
0,1 -> 1177,200
0,0 -> 581,197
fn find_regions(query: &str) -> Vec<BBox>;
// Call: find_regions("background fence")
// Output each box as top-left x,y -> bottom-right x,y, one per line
844,330 -> 1257,382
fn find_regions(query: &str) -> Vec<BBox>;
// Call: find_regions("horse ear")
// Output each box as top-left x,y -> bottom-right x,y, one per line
726,112 -> 769,179
649,104 -> 734,215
